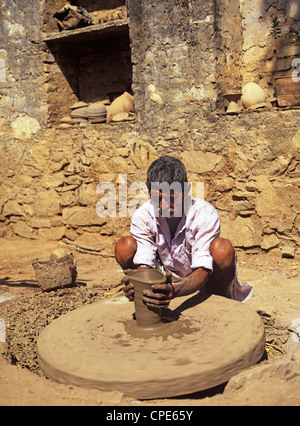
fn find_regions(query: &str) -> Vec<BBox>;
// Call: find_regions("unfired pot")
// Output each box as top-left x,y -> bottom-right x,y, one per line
126,269 -> 166,329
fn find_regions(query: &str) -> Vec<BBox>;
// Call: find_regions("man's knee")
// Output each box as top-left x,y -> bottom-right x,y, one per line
210,238 -> 235,268
115,236 -> 137,269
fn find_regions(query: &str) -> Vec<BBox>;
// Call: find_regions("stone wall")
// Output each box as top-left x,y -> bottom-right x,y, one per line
0,111 -> 299,257
0,0 -> 47,138
128,0 -> 218,136
0,0 -> 299,258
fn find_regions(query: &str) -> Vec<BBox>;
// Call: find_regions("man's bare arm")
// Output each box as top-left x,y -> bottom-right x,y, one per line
142,267 -> 210,308
171,267 -> 209,298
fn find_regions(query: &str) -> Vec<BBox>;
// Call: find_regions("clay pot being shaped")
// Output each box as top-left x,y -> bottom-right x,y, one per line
126,269 -> 166,330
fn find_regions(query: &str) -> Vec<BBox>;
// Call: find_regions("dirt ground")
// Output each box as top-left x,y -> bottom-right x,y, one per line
0,237 -> 300,406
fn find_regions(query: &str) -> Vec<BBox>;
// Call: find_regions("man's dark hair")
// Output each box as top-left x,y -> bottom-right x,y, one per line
146,156 -> 188,192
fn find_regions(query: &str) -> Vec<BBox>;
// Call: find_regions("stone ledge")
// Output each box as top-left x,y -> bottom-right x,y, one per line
40,19 -> 129,44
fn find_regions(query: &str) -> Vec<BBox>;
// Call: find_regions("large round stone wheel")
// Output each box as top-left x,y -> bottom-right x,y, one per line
37,293 -> 265,399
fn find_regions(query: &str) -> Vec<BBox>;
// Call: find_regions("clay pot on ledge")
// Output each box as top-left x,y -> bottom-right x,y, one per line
223,93 -> 242,114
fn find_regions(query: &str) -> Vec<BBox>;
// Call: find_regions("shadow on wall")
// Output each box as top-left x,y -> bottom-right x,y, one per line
213,0 -> 243,109
44,31 -> 132,124
257,0 -> 300,89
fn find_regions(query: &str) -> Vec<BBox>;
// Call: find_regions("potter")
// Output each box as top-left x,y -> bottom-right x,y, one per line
37,155 -> 265,399
115,155 -> 253,309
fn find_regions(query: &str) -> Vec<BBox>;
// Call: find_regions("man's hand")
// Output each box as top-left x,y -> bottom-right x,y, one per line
122,269 -> 174,306
121,272 -> 134,301
142,283 -> 175,309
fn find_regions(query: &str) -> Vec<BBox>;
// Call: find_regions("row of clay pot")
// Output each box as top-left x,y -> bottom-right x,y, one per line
59,92 -> 135,128
225,82 -> 268,114
70,101 -> 107,124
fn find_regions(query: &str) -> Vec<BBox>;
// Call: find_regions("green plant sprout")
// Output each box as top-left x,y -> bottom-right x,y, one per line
269,15 -> 282,77
269,15 -> 282,39
292,29 -> 300,44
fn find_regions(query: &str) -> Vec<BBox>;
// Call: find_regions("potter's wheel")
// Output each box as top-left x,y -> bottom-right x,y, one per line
37,292 -> 265,399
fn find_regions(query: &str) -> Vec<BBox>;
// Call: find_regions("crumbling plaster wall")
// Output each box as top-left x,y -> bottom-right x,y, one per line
240,0 -> 300,94
0,0 -> 299,258
0,0 -> 47,140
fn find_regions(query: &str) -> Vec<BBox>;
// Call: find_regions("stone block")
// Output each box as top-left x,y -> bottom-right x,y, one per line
181,150 -> 223,174
28,144 -> 49,169
37,226 -> 66,241
130,141 -> 158,170
31,217 -> 52,228
14,221 -> 35,239
220,214 -> 262,248
91,155 -> 132,174
225,354 -> 300,393
281,243 -> 296,259
75,183 -> 98,206
33,189 -> 61,217
62,206 -> 106,227
18,175 -> 33,188
11,115 -> 40,140
261,233 -> 280,251
40,173 -> 64,189
3,200 -> 24,217
255,179 -> 296,233
60,191 -> 75,207
288,0 -> 300,20
64,176 -> 83,186
74,233 -> 115,256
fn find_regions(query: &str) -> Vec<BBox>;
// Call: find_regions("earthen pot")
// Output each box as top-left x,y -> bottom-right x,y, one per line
70,101 -> 88,109
106,92 -> 134,123
241,82 -> 266,108
126,269 -> 166,329
87,102 -> 107,117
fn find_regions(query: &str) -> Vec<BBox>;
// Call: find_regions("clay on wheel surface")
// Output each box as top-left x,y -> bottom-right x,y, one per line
37,293 -> 265,399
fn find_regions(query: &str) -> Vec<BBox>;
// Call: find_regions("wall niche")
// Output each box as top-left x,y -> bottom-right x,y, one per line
42,0 -> 132,126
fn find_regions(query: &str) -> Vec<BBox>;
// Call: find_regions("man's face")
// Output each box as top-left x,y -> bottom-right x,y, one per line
150,188 -> 184,218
